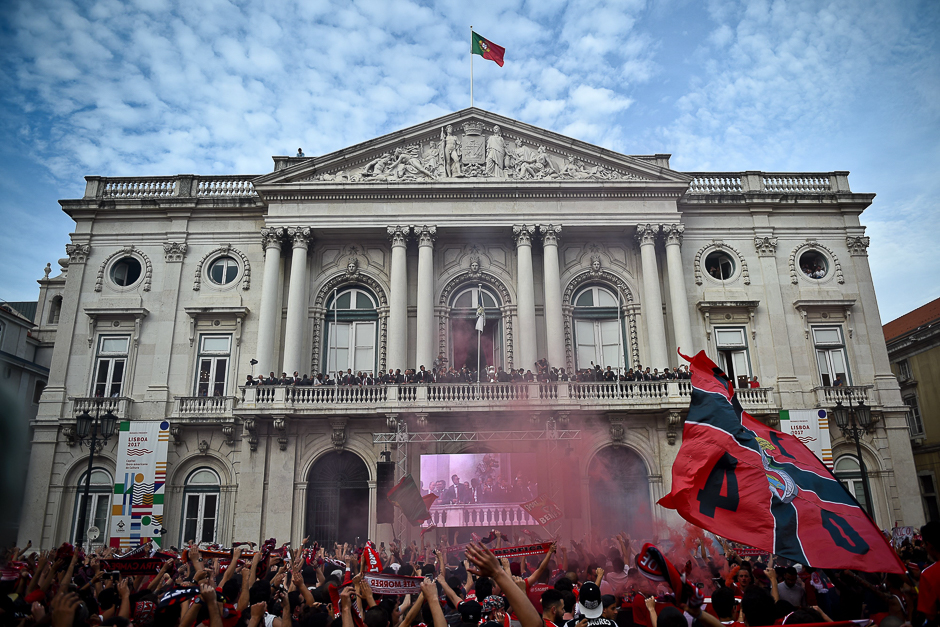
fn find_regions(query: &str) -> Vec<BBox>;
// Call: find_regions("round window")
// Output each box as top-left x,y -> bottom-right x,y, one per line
704,251 -> 735,280
110,258 -> 142,286
799,250 -> 828,279
208,257 -> 239,285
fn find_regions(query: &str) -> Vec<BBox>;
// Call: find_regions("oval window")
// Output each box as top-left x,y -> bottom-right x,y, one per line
799,251 -> 828,279
208,257 -> 239,285
110,258 -> 142,286
704,251 -> 735,280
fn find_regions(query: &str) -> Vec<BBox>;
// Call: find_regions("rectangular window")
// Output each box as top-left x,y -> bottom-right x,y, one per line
183,493 -> 219,544
898,359 -> 912,381
715,327 -> 751,387
575,319 -> 622,370
92,335 -> 129,397
812,326 -> 850,387
327,322 -> 375,373
906,395 -> 924,436
921,473 -> 940,522
195,335 -> 231,397
72,493 -> 110,545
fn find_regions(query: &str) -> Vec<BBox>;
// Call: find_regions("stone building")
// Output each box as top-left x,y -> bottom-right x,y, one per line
885,297 -> 940,522
17,108 -> 922,549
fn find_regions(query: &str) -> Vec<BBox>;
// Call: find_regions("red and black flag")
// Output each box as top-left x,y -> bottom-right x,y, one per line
387,474 -> 437,525
659,350 -> 904,573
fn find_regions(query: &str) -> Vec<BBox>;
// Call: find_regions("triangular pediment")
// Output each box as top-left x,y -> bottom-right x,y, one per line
253,108 -> 691,188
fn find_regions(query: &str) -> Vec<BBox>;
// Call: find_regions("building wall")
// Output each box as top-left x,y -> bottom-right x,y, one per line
15,111 -> 923,549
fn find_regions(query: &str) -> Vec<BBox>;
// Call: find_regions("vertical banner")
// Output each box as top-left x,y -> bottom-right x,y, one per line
110,421 -> 170,549
779,409 -> 833,468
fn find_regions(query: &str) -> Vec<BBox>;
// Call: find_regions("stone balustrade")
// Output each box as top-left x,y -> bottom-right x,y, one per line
227,381 -> 783,416
687,172 -> 850,194
813,385 -> 876,408
86,175 -> 258,199
427,503 -> 538,528
172,396 -> 236,417
70,397 -> 132,420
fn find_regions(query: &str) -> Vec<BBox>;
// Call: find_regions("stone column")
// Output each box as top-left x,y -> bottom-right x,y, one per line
514,225 -> 538,371
662,224 -> 694,357
387,226 -> 410,372
256,228 -> 284,376
282,227 -> 311,376
636,224 -> 669,369
414,225 -> 437,370
540,225 -> 565,370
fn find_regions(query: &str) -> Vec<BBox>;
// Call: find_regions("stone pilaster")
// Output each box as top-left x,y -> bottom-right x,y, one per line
387,226 -> 410,372
256,228 -> 284,377
513,225 -> 538,372
282,227 -> 311,376
414,225 -> 437,370
662,224 -> 694,356
540,225 -> 565,369
635,224 -> 668,368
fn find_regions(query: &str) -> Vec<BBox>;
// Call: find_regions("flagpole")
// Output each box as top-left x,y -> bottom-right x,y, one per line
470,26 -> 474,108
477,284 -> 483,385
617,288 -> 624,376
333,287 -> 338,387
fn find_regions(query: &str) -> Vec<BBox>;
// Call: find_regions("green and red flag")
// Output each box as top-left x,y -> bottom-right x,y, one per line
471,31 -> 505,67
387,474 -> 437,525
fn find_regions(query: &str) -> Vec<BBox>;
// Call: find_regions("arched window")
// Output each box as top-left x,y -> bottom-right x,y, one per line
450,286 -> 503,372
182,468 -> 220,545
48,295 -> 62,324
833,456 -> 868,512
72,468 -> 112,546
325,287 -> 378,375
573,286 -> 624,371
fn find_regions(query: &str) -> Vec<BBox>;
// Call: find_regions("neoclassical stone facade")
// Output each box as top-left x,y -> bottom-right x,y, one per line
18,108 -> 922,549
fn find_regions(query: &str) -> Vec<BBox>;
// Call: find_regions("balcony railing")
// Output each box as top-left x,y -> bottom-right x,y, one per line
234,381 -> 781,414
172,396 -> 236,417
686,172 -> 850,194
70,397 -> 132,420
813,385 -> 875,408
427,503 -> 538,528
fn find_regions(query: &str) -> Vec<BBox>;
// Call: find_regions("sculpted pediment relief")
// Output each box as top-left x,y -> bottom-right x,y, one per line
255,108 -> 690,187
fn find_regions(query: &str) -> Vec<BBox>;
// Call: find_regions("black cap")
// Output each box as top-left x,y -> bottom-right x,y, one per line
577,582 -> 603,619
458,600 -> 483,623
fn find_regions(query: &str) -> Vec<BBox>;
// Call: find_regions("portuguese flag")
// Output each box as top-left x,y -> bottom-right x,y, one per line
471,31 -> 505,67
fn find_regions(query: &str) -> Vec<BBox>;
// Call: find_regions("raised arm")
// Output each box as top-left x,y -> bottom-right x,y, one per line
526,542 -> 556,587
466,544 -> 541,627
421,579 -> 448,627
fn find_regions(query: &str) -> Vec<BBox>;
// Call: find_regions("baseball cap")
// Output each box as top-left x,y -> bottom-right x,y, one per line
576,582 -> 603,619
458,600 -> 483,623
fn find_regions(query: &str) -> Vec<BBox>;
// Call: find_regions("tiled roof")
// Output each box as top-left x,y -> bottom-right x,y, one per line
884,296 -> 940,343
0,301 -> 36,324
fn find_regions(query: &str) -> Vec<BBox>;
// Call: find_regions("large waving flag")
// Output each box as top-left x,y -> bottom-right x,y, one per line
659,350 -> 904,573
387,474 -> 437,525
471,32 -> 505,67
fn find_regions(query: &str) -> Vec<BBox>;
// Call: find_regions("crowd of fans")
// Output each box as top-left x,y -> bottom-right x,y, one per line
241,360 -> 692,392
3,522 -> 937,627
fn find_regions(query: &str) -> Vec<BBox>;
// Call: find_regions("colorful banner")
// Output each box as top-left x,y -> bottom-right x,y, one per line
491,541 -> 553,558
363,573 -> 424,595
110,421 -> 170,550
779,409 -> 833,468
521,495 -> 564,526
102,558 -> 168,575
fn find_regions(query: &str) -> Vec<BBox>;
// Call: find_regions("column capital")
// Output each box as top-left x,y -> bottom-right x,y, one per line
412,225 -> 437,247
539,224 -> 562,246
634,224 -> 660,246
513,224 -> 536,246
261,227 -> 285,250
661,223 -> 684,247
754,236 -> 778,257
65,243 -> 91,264
387,225 -> 410,247
846,235 -> 870,256
286,227 -> 311,250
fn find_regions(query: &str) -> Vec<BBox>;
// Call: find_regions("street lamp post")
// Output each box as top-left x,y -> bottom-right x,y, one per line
831,400 -> 875,518
74,400 -> 118,550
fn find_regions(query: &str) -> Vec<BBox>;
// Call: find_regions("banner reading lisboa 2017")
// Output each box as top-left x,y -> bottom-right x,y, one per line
109,420 -> 170,550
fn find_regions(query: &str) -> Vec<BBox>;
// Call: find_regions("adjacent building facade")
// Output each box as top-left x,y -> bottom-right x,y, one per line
885,297 -> 940,522
17,108 -> 922,549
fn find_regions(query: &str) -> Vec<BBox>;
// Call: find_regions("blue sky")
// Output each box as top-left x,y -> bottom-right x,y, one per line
1,0 -> 937,324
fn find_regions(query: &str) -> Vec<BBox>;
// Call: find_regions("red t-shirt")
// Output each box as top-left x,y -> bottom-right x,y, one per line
918,562 -> 940,619
528,583 -> 552,613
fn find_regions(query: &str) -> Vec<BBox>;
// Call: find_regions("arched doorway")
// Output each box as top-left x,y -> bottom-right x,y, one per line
588,446 -> 652,538
306,452 -> 370,546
